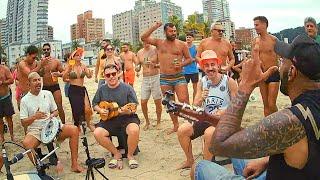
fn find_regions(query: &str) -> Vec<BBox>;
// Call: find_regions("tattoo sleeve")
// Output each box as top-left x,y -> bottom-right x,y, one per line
210,91 -> 306,158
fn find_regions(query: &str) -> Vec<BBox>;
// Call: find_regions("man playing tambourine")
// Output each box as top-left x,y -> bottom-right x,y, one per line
20,72 -> 85,173
92,64 -> 140,170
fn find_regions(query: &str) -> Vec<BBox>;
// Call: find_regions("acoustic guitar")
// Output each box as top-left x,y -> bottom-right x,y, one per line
98,101 -> 137,121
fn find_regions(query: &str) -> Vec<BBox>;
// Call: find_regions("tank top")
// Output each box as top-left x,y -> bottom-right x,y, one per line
201,74 -> 231,114
266,89 -> 320,180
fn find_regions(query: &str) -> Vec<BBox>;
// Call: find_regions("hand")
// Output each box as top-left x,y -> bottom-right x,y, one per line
202,89 -> 209,100
99,109 -> 109,117
174,61 -> 182,69
239,38 -> 278,92
89,69 -> 94,76
243,158 -> 268,180
51,71 -> 60,77
120,107 -> 131,115
33,108 -> 48,120
154,21 -> 162,28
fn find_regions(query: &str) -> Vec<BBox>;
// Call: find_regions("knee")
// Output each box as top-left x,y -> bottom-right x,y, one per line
22,138 -> 32,149
93,127 -> 107,140
140,101 -> 148,107
127,124 -> 139,136
177,123 -> 192,137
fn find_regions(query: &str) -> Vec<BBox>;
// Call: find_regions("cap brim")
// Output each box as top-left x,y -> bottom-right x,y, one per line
274,38 -> 293,59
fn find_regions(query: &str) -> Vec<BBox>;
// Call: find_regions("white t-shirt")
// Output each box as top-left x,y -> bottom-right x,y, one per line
20,90 -> 57,130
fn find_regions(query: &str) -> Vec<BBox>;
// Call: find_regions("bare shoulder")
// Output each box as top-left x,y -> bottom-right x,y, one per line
268,34 -> 278,43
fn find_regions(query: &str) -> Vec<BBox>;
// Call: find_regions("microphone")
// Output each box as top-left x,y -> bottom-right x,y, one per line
10,149 -> 32,164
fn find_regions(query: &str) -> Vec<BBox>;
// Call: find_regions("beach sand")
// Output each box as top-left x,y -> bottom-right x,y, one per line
0,71 -> 291,180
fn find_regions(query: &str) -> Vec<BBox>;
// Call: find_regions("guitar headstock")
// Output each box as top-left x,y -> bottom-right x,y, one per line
162,90 -> 177,113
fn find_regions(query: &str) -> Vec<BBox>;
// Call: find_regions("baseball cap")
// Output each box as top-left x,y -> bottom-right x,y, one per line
275,34 -> 320,80
199,50 -> 223,67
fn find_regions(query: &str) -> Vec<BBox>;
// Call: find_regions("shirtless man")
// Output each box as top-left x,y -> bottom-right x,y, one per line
196,22 -> 235,75
141,22 -> 192,134
120,43 -> 138,86
39,43 -> 65,123
95,39 -> 111,87
252,16 -> 279,116
17,45 -> 41,108
0,62 -> 15,142
136,42 -> 162,130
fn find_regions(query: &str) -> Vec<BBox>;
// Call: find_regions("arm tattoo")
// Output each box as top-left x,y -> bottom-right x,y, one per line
211,91 -> 306,159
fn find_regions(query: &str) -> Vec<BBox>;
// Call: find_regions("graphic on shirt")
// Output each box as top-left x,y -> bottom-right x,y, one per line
204,96 -> 224,114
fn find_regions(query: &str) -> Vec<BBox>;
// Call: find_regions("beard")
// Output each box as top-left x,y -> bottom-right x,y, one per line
280,71 -> 289,96
166,34 -> 176,41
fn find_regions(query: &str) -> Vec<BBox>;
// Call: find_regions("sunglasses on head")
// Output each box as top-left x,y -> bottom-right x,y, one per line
43,48 -> 50,51
214,29 -> 225,33
105,72 -> 117,78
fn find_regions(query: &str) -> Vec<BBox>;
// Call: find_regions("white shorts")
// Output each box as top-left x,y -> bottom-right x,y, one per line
141,74 -> 162,100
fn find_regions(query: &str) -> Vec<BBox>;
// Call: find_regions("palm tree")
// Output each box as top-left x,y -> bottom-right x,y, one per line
168,15 -> 183,36
112,39 -> 121,48
71,40 -> 80,50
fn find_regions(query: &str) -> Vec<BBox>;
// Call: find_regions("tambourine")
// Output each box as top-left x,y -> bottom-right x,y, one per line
40,117 -> 62,144
99,101 -> 120,121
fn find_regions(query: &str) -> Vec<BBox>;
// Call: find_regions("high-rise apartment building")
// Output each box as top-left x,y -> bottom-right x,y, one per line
47,25 -> 53,40
0,18 -> 7,47
217,19 -> 235,40
235,27 -> 258,49
112,0 -> 183,45
6,0 -> 49,44
202,0 -> 230,23
70,10 -> 105,43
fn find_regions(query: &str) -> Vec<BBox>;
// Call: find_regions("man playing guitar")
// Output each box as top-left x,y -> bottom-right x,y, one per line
176,50 -> 238,169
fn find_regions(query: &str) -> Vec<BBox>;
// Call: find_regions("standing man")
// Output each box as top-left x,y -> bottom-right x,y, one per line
141,22 -> 192,134
136,42 -> 162,130
0,61 -> 15,142
183,33 -> 199,102
17,45 -> 41,108
120,43 -> 138,86
304,17 -> 320,43
40,43 -> 65,123
252,16 -> 279,116
196,22 -> 235,75
95,39 -> 111,87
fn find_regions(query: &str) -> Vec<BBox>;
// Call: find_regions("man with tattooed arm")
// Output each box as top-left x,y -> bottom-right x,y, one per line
192,34 -> 320,180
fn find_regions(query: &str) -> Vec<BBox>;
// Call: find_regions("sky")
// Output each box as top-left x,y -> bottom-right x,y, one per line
0,0 -> 319,43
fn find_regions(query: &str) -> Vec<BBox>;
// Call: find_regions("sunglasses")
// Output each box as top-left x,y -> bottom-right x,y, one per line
106,48 -> 113,52
43,48 -> 50,51
105,72 -> 117,78
214,29 -> 225,33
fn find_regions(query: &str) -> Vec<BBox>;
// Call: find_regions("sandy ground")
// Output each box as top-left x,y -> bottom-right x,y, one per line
0,71 -> 291,180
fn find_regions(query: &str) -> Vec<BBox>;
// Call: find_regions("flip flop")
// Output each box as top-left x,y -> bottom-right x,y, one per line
128,159 -> 139,169
108,158 -> 123,169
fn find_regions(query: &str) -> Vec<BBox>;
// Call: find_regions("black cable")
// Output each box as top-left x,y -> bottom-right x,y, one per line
3,141 -> 27,151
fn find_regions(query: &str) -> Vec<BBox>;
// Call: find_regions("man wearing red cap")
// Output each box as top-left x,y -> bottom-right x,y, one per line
177,50 -> 237,169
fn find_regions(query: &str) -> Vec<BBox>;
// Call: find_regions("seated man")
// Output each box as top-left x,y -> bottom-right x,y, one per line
20,72 -> 84,173
177,50 -> 237,169
93,64 -> 140,170
192,35 -> 320,179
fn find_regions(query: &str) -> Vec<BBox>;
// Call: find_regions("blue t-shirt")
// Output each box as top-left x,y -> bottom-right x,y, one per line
183,44 -> 199,75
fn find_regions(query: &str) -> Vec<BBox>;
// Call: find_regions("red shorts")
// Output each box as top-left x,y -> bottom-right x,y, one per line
124,69 -> 135,85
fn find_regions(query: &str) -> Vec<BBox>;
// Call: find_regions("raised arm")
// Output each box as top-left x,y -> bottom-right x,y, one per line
181,43 -> 192,67
140,22 -> 162,46
196,40 -> 205,62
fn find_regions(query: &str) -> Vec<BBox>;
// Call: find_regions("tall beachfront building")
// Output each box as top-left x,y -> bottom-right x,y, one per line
70,10 -> 105,43
6,0 -> 49,44
112,0 -> 183,45
0,18 -> 7,47
202,0 -> 230,23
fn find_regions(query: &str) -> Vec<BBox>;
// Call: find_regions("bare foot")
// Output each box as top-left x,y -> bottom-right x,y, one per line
71,164 -> 86,173
143,123 -> 150,131
176,160 -> 194,170
55,161 -> 64,173
167,126 -> 178,135
155,123 -> 161,130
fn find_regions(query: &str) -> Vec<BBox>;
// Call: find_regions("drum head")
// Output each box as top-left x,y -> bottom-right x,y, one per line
41,117 -> 61,144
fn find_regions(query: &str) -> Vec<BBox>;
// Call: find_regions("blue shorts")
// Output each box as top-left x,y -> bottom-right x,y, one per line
194,159 -> 267,180
160,73 -> 187,86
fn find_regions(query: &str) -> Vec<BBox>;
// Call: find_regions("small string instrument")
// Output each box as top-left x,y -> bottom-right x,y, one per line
162,90 -> 220,126
98,101 -> 137,121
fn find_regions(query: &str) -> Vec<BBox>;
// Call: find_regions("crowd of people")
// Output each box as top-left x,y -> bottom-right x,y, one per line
0,15 -> 319,179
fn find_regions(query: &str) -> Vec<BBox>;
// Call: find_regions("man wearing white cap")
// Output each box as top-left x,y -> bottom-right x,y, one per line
177,50 -> 237,169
